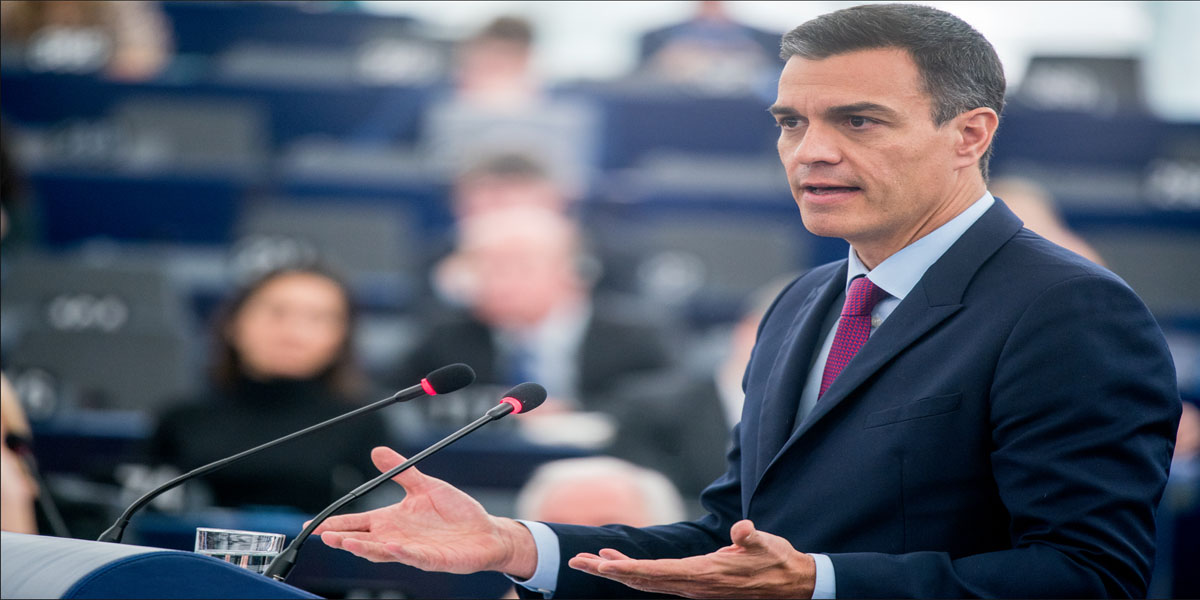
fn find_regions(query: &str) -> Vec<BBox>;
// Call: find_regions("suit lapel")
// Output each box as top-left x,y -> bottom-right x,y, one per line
752,200 -> 1025,496
751,263 -> 846,490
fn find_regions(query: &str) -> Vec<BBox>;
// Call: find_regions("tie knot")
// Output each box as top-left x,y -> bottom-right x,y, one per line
843,276 -> 887,317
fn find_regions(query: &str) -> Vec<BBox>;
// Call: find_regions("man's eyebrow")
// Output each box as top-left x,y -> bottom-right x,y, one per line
825,102 -> 900,119
767,105 -> 798,116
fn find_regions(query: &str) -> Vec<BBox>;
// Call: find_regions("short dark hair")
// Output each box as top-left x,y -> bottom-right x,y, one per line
780,4 -> 1005,179
458,152 -> 551,183
473,16 -> 534,48
210,265 -> 364,399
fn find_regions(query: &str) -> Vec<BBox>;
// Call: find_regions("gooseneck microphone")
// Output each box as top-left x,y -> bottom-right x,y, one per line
96,363 -> 476,544
263,382 -> 548,581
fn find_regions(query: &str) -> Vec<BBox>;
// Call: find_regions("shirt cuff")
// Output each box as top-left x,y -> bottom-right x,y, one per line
505,520 -> 560,597
811,553 -> 836,599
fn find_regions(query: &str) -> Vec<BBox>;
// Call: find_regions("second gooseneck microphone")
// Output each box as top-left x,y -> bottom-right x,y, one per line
264,382 -> 548,581
96,363 -> 476,544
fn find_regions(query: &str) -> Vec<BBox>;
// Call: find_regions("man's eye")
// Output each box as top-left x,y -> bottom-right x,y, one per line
777,117 -> 801,129
848,116 -> 870,128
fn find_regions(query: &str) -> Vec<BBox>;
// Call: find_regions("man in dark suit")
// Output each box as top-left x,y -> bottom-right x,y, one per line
314,5 -> 1180,597
398,205 -> 674,417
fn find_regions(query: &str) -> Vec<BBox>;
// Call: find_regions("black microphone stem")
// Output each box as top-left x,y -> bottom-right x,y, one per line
264,404 -> 513,581
97,383 -> 426,544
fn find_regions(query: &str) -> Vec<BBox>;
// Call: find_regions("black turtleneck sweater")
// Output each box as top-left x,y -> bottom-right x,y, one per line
149,376 -> 389,513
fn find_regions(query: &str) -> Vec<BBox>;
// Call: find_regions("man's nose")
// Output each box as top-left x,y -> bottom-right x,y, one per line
790,122 -> 842,166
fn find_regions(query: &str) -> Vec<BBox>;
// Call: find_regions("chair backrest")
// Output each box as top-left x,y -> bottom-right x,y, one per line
2,256 -> 195,414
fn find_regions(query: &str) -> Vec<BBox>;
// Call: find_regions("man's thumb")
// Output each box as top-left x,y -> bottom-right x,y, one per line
731,519 -> 763,550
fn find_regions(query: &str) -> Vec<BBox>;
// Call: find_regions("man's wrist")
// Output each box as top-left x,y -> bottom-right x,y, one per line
496,517 -> 538,580
793,552 -> 818,599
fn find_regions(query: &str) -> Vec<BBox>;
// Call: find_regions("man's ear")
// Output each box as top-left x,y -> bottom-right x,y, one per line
953,107 -> 999,170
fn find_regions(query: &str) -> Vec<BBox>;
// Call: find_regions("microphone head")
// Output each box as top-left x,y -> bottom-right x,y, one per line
421,363 -> 476,395
500,382 -> 547,414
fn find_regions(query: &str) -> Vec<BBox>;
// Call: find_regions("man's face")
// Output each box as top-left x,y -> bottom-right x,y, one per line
454,176 -> 564,219
466,231 -> 577,329
772,48 -> 967,262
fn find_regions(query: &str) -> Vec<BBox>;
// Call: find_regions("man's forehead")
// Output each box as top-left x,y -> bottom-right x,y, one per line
773,48 -> 927,112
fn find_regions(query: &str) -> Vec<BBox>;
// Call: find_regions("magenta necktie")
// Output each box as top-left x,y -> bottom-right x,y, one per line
819,276 -> 888,398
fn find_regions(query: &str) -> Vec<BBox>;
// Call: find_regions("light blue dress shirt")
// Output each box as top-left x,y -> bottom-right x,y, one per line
513,192 -> 995,598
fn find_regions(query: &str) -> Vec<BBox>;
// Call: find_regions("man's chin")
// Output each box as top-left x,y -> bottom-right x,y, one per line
796,209 -> 855,240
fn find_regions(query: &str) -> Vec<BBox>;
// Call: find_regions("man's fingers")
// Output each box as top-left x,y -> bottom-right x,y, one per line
382,541 -> 434,568
568,556 -> 660,591
597,548 -> 631,560
319,531 -> 346,548
313,511 -> 371,534
341,536 -> 406,563
591,556 -> 692,579
324,530 -> 378,543
370,446 -> 431,492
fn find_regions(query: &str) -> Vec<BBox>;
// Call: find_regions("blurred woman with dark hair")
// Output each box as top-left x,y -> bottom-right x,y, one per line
149,265 -> 387,513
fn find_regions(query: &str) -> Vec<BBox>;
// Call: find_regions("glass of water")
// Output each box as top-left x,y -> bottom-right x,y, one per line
194,527 -> 286,575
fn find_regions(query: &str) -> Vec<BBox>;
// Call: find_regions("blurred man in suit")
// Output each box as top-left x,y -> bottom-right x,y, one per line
606,277 -> 793,506
314,5 -> 1180,597
397,206 -> 675,422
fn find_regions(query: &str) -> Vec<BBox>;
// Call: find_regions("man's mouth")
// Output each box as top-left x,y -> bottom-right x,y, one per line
804,185 -> 861,195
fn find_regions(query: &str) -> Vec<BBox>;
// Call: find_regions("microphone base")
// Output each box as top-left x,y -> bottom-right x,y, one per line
263,545 -> 301,581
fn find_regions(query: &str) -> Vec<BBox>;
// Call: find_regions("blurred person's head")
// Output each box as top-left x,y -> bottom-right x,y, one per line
455,16 -> 537,106
695,1 -> 731,21
453,153 -> 567,219
446,207 -> 588,331
989,177 -> 1105,266
515,457 -> 686,527
212,265 -> 362,396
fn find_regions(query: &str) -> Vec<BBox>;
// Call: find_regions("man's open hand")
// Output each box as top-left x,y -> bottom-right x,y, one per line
568,520 -> 816,599
313,446 -> 537,578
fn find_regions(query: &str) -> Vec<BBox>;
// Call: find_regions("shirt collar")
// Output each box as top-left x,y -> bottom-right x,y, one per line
847,192 -> 994,299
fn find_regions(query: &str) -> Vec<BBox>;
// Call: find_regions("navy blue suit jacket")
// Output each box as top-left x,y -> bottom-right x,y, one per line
541,201 -> 1180,598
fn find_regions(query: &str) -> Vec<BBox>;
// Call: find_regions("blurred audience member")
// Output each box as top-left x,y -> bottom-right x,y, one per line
452,16 -> 539,110
398,207 -> 674,440
606,276 -> 793,505
990,176 -> 1106,265
450,152 -> 571,221
422,16 -> 598,195
1178,401 -> 1199,461
503,456 -> 686,597
149,266 -> 387,513
1,134 -> 37,533
0,1 -> 172,81
1,374 -> 38,534
636,1 -> 782,94
515,456 -> 686,527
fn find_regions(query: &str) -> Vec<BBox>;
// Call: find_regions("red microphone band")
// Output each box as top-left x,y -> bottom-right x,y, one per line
420,378 -> 437,396
501,397 -> 524,414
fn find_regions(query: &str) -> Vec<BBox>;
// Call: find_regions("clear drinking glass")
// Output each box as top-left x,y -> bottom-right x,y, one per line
194,527 -> 286,575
